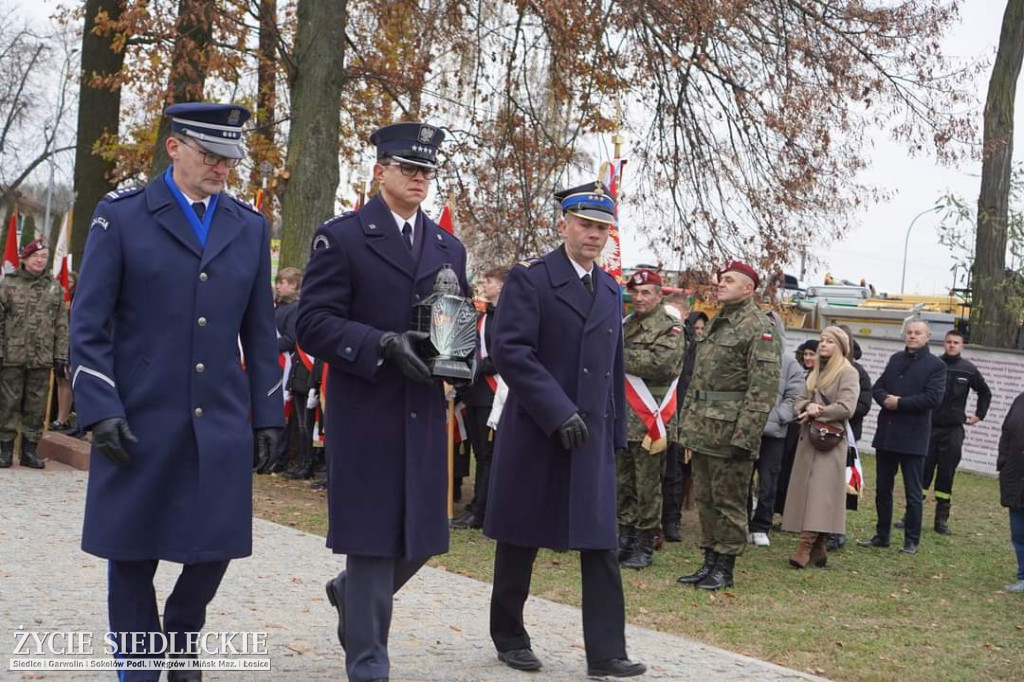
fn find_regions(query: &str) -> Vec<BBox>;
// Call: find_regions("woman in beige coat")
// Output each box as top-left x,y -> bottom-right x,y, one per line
782,326 -> 860,568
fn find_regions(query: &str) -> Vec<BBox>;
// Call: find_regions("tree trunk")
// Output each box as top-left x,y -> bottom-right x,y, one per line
278,0 -> 347,268
250,0 -> 278,223
71,0 -> 127,267
971,0 -> 1024,347
149,0 -> 214,178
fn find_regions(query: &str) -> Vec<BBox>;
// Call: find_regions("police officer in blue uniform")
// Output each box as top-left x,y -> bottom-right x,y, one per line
485,182 -> 646,678
71,102 -> 283,681
296,122 -> 469,682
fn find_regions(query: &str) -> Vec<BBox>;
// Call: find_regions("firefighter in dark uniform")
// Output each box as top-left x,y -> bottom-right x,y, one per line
297,122 -> 470,682
901,329 -> 990,535
71,102 -> 283,681
485,181 -> 646,678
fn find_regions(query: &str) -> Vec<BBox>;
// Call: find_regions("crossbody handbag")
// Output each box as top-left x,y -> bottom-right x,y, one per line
807,390 -> 845,452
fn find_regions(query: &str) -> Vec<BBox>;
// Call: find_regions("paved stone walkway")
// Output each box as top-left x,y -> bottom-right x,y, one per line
1,465 -> 824,681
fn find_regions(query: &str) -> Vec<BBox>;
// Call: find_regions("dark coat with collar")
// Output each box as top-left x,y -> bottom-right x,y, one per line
998,392 -> 1024,509
483,245 -> 626,551
71,174 -> 283,563
296,193 -> 469,559
871,345 -> 946,456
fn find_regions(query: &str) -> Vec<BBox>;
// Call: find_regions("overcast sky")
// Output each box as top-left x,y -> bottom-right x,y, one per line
616,2 -> 1023,296
17,1 -> 1020,296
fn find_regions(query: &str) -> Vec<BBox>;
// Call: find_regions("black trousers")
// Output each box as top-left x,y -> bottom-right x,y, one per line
337,555 -> 428,682
923,425 -> 965,501
774,422 -> 801,515
748,436 -> 785,534
874,449 -> 925,545
464,405 -> 494,519
490,542 -> 626,663
107,559 -> 230,682
661,442 -> 684,526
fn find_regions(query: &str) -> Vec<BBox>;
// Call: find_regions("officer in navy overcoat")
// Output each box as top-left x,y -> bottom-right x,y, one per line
484,182 -> 646,678
296,122 -> 469,682
71,103 -> 283,680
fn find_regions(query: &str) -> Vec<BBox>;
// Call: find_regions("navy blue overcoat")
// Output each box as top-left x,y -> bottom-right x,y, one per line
484,245 -> 626,551
296,194 -> 468,559
871,345 -> 947,456
71,174 -> 283,563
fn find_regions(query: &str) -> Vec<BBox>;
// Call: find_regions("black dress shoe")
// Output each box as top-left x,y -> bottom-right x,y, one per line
856,536 -> 890,548
587,657 -> 647,678
325,577 -> 346,651
497,648 -> 542,671
900,542 -> 919,555
451,512 -> 483,530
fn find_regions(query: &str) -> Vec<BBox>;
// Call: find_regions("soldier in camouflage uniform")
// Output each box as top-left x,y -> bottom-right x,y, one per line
617,269 -> 686,569
0,239 -> 69,469
676,261 -> 780,590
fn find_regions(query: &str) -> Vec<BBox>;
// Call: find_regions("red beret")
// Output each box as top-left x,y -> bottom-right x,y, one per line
19,238 -> 47,259
717,260 -> 759,289
626,269 -> 662,289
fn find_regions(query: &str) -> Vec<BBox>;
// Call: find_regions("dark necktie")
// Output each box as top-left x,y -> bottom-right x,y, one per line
191,201 -> 206,221
402,222 -> 413,250
582,273 -> 594,295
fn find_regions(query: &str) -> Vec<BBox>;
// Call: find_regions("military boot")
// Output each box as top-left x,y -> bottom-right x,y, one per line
622,530 -> 654,570
934,499 -> 952,535
0,440 -> 13,468
677,547 -> 716,585
284,449 -> 314,480
695,553 -> 735,591
618,525 -> 637,562
20,440 -> 45,469
663,519 -> 682,543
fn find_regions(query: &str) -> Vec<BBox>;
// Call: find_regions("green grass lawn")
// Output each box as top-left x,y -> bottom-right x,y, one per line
254,455 -> 1023,681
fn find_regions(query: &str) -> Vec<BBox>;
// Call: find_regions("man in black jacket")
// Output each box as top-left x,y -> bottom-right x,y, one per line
858,320 -> 946,555
921,330 -> 990,535
452,265 -> 508,530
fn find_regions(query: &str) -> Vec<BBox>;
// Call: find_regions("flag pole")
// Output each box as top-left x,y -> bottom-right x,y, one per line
447,390 -> 455,520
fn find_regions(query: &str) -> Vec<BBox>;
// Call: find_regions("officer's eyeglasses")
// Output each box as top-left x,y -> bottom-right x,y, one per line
179,138 -> 242,169
382,161 -> 437,180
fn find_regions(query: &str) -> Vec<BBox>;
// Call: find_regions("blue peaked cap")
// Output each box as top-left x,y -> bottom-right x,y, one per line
165,102 -> 251,160
370,122 -> 446,169
553,181 -> 616,225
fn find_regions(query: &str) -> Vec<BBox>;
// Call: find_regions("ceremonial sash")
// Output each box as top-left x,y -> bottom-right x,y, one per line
453,401 -> 468,443
845,422 -> 864,496
477,314 -> 498,393
624,374 -> 679,454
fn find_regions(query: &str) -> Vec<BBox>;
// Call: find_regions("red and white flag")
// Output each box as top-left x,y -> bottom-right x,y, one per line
598,158 -> 625,280
51,210 -> 73,300
2,213 -> 19,277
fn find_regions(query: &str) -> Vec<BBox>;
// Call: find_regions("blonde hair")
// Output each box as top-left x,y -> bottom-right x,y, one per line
806,326 -> 852,394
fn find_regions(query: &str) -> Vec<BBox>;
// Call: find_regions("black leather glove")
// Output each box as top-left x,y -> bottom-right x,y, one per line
379,331 -> 432,384
92,417 -> 138,468
53,359 -> 69,379
729,445 -> 751,459
254,428 -> 283,472
557,413 -> 589,450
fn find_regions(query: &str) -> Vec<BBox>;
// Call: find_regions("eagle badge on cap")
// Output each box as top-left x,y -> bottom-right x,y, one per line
632,273 -> 643,285
228,109 -> 242,125
418,126 -> 436,144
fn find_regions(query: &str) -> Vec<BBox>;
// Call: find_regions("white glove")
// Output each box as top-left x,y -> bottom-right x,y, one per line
306,389 -> 319,410
284,390 -> 293,403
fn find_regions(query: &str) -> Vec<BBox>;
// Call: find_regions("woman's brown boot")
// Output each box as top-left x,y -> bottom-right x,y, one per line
789,531 -> 816,568
809,533 -> 828,568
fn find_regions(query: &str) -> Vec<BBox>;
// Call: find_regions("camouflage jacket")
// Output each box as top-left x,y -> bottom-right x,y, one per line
678,297 -> 780,458
0,267 -> 69,367
623,304 -> 687,442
